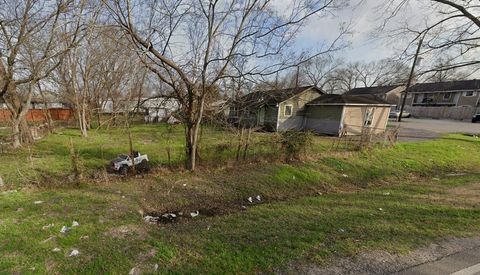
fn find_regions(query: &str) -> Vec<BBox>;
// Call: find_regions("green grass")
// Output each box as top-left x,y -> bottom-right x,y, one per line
0,125 -> 480,273
1,174 -> 480,273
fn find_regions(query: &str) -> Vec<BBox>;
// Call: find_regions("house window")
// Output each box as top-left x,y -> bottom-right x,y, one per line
443,93 -> 452,100
284,105 -> 293,117
364,107 -> 375,127
464,91 -> 476,97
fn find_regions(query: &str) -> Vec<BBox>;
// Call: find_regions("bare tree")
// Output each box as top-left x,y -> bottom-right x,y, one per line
104,0 -> 347,170
0,0 -> 84,148
379,0 -> 480,75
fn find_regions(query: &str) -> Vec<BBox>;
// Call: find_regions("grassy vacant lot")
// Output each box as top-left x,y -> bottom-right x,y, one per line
0,125 -> 479,273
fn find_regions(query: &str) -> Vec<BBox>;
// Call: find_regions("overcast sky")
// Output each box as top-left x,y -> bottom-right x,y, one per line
290,0 -> 427,63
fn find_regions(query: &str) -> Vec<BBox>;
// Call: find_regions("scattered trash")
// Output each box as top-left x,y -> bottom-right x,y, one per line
207,225 -> 211,231
190,211 -> 199,218
122,195 -> 126,199
143,215 -> 159,224
247,197 -> 253,203
109,151 -> 150,175
60,226 -> 70,234
378,208 -> 384,211
161,213 -> 177,222
72,221 -> 80,227
52,248 -> 61,252
241,205 -> 247,210
383,192 -> 390,196
33,201 -> 44,205
433,177 -> 441,181
69,249 -> 80,257
182,183 -> 187,187
153,264 -> 159,271
42,224 -> 55,230
256,195 -> 261,202
342,174 -> 349,178
338,228 -> 345,233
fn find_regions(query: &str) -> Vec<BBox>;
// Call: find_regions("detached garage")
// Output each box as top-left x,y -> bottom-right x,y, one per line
304,95 -> 392,136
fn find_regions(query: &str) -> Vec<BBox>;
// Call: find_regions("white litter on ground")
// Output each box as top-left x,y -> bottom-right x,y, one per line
129,267 -> 140,275
383,192 -> 390,196
52,248 -> 61,252
34,201 -> 44,204
60,226 -> 70,233
247,197 -> 253,203
72,221 -> 80,227
42,224 -> 54,230
256,195 -> 261,201
69,249 -> 80,257
378,208 -> 384,211
342,174 -> 349,178
190,211 -> 199,218
143,215 -> 159,223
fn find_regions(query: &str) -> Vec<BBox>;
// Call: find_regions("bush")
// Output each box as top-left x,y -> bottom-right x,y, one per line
278,130 -> 313,161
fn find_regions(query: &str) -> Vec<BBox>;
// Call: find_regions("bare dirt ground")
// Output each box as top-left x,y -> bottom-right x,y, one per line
389,118 -> 480,141
282,237 -> 480,275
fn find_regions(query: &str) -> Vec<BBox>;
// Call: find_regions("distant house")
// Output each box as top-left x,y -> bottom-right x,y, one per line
99,97 -> 180,123
405,79 -> 480,120
229,86 -> 324,131
140,97 -> 179,123
345,85 -> 405,107
305,95 -> 392,136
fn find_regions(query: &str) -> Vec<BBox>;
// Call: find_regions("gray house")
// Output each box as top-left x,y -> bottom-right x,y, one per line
305,95 -> 392,136
405,79 -> 480,120
345,85 -> 405,107
229,86 -> 323,131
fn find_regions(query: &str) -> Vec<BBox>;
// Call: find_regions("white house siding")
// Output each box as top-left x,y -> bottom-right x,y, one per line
342,106 -> 390,135
304,105 -> 343,135
276,89 -> 322,131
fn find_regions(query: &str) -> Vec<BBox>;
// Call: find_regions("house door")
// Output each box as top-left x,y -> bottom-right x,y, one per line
258,108 -> 265,126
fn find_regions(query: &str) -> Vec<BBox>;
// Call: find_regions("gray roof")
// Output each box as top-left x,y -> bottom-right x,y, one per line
308,94 -> 391,106
237,86 -> 323,108
345,85 -> 402,96
411,79 -> 480,93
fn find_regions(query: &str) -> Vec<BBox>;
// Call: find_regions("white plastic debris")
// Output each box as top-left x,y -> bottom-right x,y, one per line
69,249 -> 80,257
34,201 -> 44,204
383,192 -> 390,196
153,264 -> 159,271
247,197 -> 253,203
42,223 -> 54,230
72,221 -> 80,227
190,211 -> 199,218
256,195 -> 261,202
378,208 -> 384,211
143,215 -> 159,223
52,248 -> 61,252
342,174 -> 349,178
162,213 -> 176,219
338,228 -> 345,233
60,226 -> 70,234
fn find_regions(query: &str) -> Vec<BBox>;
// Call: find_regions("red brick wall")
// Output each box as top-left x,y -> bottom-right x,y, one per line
0,109 -> 74,122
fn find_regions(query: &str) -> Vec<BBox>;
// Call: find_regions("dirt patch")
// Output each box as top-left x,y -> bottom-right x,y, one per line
281,237 -> 480,275
414,182 -> 480,208
106,224 -> 147,240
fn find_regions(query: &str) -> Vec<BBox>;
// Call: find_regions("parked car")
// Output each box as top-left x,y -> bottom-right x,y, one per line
110,151 -> 149,175
389,110 -> 411,119
473,113 -> 480,123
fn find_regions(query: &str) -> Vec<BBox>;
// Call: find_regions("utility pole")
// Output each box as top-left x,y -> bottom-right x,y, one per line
398,35 -> 425,122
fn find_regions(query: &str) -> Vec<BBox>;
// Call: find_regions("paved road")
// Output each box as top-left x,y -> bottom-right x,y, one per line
398,245 -> 480,275
389,118 -> 480,141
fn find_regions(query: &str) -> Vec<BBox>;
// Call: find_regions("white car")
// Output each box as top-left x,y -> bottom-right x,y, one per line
389,110 -> 411,119
110,151 -> 149,175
